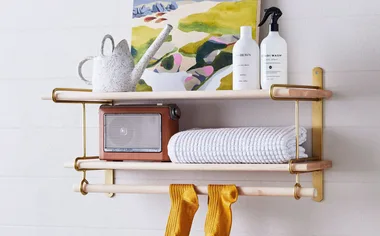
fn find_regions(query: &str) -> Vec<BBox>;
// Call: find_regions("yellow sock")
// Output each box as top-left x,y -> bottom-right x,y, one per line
165,184 -> 199,236
204,185 -> 238,236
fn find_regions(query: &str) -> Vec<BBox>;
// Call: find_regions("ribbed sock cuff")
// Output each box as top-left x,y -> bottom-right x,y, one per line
205,185 -> 238,236
165,184 -> 199,236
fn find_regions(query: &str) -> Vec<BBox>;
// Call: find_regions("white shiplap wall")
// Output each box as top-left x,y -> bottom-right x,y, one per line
1,0 -> 380,235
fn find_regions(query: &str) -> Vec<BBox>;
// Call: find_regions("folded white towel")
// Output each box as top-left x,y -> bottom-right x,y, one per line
168,126 -> 308,164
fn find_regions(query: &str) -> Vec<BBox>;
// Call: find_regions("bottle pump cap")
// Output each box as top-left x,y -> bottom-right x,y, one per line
240,26 -> 252,36
258,7 -> 283,32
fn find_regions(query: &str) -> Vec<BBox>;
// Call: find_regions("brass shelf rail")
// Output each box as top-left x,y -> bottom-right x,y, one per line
45,83 -> 332,104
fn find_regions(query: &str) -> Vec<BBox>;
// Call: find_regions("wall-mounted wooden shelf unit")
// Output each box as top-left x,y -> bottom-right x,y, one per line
43,67 -> 333,202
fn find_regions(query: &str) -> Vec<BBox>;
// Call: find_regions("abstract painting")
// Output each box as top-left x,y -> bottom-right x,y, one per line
132,0 -> 261,91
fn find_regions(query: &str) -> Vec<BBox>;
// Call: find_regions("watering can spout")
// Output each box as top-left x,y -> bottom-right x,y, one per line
131,24 -> 173,85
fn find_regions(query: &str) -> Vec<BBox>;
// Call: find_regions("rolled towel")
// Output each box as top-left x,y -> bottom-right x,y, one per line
168,126 -> 308,164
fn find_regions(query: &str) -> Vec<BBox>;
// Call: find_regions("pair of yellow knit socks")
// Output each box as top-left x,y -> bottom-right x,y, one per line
165,184 -> 238,236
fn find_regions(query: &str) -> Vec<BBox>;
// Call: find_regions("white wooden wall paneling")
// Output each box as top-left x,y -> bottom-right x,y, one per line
1,0 -> 380,235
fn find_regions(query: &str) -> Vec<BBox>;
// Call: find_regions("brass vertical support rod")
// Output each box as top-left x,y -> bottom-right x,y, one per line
80,103 -> 88,195
295,101 -> 299,160
312,67 -> 324,202
82,103 -> 87,157
294,100 -> 301,200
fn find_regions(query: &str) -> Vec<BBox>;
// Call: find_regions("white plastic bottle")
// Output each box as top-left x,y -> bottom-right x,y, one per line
258,7 -> 288,89
232,26 -> 260,90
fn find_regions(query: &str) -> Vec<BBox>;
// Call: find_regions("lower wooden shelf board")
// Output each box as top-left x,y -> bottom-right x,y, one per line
64,159 -> 332,172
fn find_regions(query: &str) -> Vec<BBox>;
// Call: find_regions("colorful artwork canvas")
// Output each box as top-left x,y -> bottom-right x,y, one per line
132,0 -> 261,91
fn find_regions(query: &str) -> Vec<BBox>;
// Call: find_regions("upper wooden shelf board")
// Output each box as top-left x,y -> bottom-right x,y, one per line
65,159 -> 332,173
42,87 -> 333,103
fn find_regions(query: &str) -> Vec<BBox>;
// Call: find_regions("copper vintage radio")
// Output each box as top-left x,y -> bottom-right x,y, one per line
99,104 -> 180,161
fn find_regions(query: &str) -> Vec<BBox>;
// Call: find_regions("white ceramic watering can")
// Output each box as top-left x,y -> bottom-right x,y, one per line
78,24 -> 173,92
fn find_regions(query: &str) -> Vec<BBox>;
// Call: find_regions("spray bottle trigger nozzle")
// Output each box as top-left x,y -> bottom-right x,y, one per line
258,9 -> 272,27
258,7 -> 283,31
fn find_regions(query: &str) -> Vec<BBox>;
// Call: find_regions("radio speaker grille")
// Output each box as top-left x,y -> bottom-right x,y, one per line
104,114 -> 161,152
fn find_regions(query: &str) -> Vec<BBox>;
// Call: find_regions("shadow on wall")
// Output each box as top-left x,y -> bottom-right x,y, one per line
177,100 -> 224,130
324,128 -> 379,172
325,72 -> 380,101
175,100 -> 303,131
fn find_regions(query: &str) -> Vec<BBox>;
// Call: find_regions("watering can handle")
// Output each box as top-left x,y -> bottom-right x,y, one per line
101,34 -> 115,56
78,56 -> 94,85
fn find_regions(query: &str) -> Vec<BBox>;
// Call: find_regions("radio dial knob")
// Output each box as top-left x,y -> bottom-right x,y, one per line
171,106 -> 181,120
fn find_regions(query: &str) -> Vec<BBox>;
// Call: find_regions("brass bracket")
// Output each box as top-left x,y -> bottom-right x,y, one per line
312,67 -> 324,202
105,170 -> 115,198
283,67 -> 326,202
52,88 -> 113,104
52,88 -> 115,198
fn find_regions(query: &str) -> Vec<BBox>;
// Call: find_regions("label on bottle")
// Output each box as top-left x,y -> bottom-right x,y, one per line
233,53 -> 259,90
261,53 -> 287,83
235,54 -> 251,83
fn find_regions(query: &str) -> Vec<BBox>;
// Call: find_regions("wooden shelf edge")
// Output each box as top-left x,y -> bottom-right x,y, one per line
42,87 -> 333,102
64,160 -> 332,172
